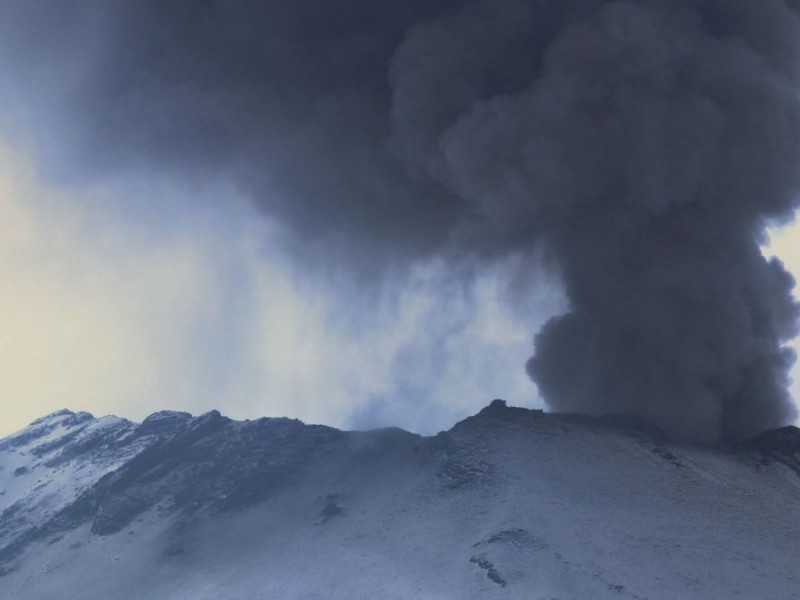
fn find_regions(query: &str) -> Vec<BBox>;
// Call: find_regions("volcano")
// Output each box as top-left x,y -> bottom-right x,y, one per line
1,400 -> 799,599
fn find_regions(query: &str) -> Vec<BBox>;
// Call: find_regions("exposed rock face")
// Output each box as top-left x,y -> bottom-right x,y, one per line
1,403 -> 799,599
736,425 -> 800,476
0,409 -> 353,556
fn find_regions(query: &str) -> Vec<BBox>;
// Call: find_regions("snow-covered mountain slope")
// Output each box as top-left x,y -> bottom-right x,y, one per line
1,400 -> 799,599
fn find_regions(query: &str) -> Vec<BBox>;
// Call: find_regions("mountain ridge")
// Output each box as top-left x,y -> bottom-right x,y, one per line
1,401 -> 799,599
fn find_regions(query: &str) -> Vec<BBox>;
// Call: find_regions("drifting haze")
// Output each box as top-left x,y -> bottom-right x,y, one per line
2,0 -> 800,440
0,135 -> 550,437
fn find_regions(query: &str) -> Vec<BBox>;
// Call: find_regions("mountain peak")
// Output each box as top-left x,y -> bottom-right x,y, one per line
1,403 -> 799,599
25,408 -> 93,429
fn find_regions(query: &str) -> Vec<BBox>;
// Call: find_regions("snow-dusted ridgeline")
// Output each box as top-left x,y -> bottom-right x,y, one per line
1,401 -> 799,599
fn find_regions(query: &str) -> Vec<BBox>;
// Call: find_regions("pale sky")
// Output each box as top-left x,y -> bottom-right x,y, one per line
763,223 -> 800,412
0,133 -> 557,437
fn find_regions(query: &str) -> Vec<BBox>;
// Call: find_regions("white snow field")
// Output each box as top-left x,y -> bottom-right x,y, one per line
1,401 -> 799,599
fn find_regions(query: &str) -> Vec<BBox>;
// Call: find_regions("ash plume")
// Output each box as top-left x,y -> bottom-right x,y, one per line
2,0 -> 800,440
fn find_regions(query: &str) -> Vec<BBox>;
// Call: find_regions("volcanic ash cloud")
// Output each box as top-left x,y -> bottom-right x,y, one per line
2,0 -> 800,440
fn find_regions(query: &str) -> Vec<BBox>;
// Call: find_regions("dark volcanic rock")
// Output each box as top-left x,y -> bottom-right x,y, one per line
137,411 -> 193,436
0,409 -> 353,566
738,426 -> 800,475
3,400 -> 800,588
747,426 -> 800,456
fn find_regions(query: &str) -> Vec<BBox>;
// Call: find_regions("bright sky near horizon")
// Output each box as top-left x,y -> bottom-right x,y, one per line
0,133 -> 555,438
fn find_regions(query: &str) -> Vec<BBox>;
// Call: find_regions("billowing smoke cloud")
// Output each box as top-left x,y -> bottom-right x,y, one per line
1,0 -> 800,440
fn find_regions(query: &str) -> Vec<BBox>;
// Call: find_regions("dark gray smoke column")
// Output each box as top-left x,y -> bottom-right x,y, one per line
389,0 -> 800,441
2,0 -> 800,440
